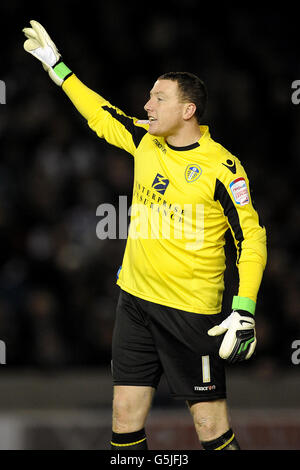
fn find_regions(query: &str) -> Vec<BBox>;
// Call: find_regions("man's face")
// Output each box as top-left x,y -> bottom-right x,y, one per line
144,79 -> 187,137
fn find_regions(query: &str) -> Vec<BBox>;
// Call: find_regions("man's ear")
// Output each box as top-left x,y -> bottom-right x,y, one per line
183,103 -> 197,120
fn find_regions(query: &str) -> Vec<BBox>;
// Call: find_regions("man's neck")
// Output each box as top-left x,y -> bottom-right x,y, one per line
166,125 -> 202,148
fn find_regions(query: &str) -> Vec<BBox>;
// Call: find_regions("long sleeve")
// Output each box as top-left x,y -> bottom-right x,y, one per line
62,74 -> 148,156
214,157 -> 267,306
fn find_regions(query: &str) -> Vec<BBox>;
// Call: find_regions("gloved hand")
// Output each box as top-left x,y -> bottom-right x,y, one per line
23,20 -> 72,86
208,310 -> 256,363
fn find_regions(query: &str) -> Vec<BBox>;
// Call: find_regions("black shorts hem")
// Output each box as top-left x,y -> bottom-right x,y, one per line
113,381 -> 159,389
170,393 -> 227,401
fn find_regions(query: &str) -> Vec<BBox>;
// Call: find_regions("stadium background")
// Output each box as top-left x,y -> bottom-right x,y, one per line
0,0 -> 300,449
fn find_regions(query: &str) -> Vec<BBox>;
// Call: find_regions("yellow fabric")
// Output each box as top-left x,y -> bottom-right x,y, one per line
63,75 -> 267,314
237,261 -> 264,303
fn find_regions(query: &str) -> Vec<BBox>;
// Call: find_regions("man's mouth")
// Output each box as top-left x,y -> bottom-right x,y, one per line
148,117 -> 157,122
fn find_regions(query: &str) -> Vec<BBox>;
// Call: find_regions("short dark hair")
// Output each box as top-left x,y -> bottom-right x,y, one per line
157,72 -> 207,124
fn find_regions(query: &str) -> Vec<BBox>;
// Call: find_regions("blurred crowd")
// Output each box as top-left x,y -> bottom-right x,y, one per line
0,1 -> 299,375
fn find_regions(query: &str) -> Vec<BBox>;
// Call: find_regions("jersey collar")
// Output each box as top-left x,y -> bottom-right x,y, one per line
165,125 -> 210,152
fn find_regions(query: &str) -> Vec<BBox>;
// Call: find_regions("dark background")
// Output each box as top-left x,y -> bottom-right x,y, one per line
0,1 -> 299,377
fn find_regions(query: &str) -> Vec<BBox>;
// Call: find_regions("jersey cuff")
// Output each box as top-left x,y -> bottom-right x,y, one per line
53,61 -> 73,82
232,296 -> 256,315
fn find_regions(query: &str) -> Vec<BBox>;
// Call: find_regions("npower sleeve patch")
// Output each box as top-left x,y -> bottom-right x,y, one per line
229,177 -> 250,206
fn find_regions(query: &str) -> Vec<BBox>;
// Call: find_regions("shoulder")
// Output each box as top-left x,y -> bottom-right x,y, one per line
207,135 -> 251,206
206,134 -> 246,181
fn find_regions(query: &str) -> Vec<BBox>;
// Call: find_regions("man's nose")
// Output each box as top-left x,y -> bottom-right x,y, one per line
144,98 -> 153,112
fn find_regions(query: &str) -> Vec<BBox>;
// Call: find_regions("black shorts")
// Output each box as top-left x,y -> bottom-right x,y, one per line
111,290 -> 227,401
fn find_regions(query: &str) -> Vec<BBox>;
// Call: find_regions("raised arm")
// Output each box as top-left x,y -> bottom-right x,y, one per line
22,20 -> 149,156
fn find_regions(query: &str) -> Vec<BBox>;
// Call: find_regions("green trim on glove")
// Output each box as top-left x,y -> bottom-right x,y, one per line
232,296 -> 256,315
238,337 -> 255,354
53,62 -> 72,81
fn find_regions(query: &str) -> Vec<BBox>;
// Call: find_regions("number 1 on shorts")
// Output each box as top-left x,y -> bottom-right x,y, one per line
202,355 -> 211,383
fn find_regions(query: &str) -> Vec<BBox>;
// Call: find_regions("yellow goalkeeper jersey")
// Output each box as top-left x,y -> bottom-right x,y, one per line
63,75 -> 267,314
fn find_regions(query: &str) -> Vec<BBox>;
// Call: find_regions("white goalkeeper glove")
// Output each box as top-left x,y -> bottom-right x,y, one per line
22,20 -> 72,86
208,302 -> 256,363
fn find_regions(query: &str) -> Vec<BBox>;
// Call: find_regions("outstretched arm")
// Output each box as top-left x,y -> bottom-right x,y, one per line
22,20 -> 149,155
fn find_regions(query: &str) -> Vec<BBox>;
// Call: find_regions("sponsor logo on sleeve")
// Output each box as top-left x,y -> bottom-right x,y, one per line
222,158 -> 236,174
229,177 -> 250,206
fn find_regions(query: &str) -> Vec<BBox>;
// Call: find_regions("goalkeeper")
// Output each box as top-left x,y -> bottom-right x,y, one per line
23,21 -> 267,451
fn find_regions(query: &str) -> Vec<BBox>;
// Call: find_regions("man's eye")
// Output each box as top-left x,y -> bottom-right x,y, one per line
157,97 -> 163,101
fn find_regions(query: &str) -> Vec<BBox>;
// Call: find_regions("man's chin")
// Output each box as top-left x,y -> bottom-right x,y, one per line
148,126 -> 163,136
